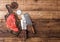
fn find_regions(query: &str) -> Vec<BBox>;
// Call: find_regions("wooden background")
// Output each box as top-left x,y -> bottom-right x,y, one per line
0,0 -> 59,19
0,0 -> 60,42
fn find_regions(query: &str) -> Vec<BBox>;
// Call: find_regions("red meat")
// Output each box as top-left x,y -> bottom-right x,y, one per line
6,13 -> 19,32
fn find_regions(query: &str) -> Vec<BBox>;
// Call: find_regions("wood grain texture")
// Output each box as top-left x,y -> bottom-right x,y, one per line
0,11 -> 60,19
0,19 -> 60,42
0,0 -> 58,11
0,19 -> 60,37
0,0 -> 60,42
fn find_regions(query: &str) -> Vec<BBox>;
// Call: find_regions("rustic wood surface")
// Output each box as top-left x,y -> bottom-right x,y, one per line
0,0 -> 60,42
0,0 -> 58,11
0,19 -> 60,42
0,11 -> 60,19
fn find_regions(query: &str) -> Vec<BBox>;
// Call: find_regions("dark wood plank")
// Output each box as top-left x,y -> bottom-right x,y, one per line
0,19 -> 60,37
0,19 -> 60,42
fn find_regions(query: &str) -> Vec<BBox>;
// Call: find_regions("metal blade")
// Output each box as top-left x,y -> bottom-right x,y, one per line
24,13 -> 32,25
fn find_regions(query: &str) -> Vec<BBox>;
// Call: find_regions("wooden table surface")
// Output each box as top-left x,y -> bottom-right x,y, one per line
0,19 -> 60,42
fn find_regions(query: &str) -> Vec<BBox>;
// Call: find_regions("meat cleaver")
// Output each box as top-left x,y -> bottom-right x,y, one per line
24,13 -> 35,33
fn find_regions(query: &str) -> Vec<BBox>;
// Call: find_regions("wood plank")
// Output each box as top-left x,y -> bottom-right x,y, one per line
0,37 -> 60,42
48,38 -> 60,42
0,19 -> 60,38
57,0 -> 60,11
0,11 -> 59,19
0,19 -> 60,42
0,37 -> 48,42
0,0 -> 58,11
